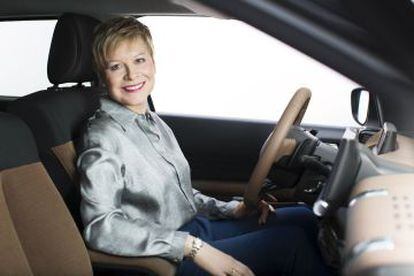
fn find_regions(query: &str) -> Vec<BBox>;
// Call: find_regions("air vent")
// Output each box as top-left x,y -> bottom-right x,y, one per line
392,195 -> 414,231
359,131 -> 373,143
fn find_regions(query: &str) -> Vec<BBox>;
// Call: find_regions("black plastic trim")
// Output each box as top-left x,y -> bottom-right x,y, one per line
321,139 -> 361,215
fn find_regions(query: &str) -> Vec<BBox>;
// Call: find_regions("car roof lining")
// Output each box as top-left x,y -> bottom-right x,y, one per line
266,0 -> 414,81
0,0 -> 195,18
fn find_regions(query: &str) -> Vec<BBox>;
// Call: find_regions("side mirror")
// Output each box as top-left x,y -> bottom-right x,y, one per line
351,88 -> 370,125
351,88 -> 383,127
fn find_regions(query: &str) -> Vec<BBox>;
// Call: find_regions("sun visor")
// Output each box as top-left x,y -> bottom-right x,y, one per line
171,0 -> 230,19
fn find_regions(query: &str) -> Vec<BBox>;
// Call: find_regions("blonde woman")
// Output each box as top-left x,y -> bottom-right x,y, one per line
77,17 -> 328,276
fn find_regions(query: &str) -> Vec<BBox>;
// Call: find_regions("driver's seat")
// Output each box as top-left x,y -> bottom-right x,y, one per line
8,12 -> 175,276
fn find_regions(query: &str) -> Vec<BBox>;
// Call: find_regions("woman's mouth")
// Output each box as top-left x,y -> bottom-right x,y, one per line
122,81 -> 145,93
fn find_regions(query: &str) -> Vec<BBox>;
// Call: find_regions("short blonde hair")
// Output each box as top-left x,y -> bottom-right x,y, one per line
92,16 -> 154,77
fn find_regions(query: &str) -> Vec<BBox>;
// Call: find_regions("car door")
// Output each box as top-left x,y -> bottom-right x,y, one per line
164,115 -> 345,199
141,15 -> 356,200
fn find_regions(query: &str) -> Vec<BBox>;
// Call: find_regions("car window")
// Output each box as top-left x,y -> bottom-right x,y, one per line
0,20 -> 56,97
141,16 -> 359,127
0,17 -> 359,127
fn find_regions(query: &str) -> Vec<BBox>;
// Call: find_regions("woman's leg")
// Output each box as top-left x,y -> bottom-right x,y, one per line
211,205 -> 319,247
177,206 -> 318,241
178,225 -> 327,276
177,209 -> 328,276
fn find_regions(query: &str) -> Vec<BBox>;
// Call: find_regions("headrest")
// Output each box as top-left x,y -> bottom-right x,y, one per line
7,88 -> 101,153
0,113 -> 39,170
47,13 -> 101,85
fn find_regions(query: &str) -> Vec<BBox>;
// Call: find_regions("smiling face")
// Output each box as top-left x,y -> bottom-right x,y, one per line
103,37 -> 155,114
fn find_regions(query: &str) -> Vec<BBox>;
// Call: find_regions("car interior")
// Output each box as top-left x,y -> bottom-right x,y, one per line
1,0 -> 414,275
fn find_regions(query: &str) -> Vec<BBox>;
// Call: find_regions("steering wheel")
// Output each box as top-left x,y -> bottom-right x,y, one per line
243,87 -> 312,208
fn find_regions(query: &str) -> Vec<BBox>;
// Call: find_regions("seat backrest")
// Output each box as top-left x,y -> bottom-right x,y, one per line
7,12 -> 156,231
0,112 -> 92,275
8,13 -> 102,230
7,13 -> 176,276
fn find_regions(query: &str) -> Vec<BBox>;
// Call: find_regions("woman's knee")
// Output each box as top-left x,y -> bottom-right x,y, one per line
250,226 -> 324,275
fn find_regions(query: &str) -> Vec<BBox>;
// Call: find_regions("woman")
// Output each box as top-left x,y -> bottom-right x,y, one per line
77,16 -> 327,275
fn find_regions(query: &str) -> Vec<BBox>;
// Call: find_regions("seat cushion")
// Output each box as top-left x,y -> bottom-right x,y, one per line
0,178 -> 33,275
1,163 -> 93,275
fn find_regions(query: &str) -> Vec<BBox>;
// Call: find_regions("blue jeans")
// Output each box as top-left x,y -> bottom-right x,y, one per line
177,206 -> 328,276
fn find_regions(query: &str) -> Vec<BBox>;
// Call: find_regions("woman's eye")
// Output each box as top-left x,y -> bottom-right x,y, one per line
135,58 -> 145,63
109,64 -> 120,71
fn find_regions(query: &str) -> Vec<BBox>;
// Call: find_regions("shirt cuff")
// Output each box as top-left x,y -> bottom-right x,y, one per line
169,231 -> 189,263
221,199 -> 241,218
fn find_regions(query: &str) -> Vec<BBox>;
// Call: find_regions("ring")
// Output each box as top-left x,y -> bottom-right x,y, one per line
268,203 -> 275,212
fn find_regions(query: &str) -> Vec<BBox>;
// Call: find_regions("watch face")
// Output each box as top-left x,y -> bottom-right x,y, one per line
195,238 -> 203,248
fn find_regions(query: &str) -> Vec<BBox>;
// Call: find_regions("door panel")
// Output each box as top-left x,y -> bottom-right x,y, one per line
0,96 -> 17,112
162,114 -> 345,197
163,115 -> 269,181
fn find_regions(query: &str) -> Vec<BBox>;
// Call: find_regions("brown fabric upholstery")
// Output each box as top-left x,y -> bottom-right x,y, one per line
1,163 -> 92,275
193,180 -> 245,196
51,141 -> 78,183
89,250 -> 176,276
0,175 -> 33,276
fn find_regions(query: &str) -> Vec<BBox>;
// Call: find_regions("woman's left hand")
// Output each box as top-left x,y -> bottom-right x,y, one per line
232,200 -> 276,225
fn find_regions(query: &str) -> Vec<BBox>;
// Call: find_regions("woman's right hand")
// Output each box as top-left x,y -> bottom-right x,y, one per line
185,236 -> 254,276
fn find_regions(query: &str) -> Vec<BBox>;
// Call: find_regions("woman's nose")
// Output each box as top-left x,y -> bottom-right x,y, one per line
124,65 -> 137,80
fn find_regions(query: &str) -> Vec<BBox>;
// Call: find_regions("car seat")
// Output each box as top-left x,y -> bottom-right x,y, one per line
7,12 -> 175,276
0,112 -> 93,275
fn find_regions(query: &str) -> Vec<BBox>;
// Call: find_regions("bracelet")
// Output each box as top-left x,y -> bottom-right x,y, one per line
188,237 -> 204,259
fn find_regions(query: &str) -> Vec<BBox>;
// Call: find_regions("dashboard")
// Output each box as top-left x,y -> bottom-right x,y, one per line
311,125 -> 414,275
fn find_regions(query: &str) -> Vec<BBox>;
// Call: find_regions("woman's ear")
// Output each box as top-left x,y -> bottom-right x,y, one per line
97,69 -> 108,88
93,62 -> 107,87
98,73 -> 106,88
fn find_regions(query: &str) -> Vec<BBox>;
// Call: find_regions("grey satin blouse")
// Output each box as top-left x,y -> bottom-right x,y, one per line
77,97 -> 239,262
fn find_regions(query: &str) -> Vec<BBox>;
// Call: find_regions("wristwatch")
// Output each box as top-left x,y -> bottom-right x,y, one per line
188,237 -> 204,259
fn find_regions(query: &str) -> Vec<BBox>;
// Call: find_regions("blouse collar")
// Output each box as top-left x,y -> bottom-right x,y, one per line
99,96 -> 155,131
